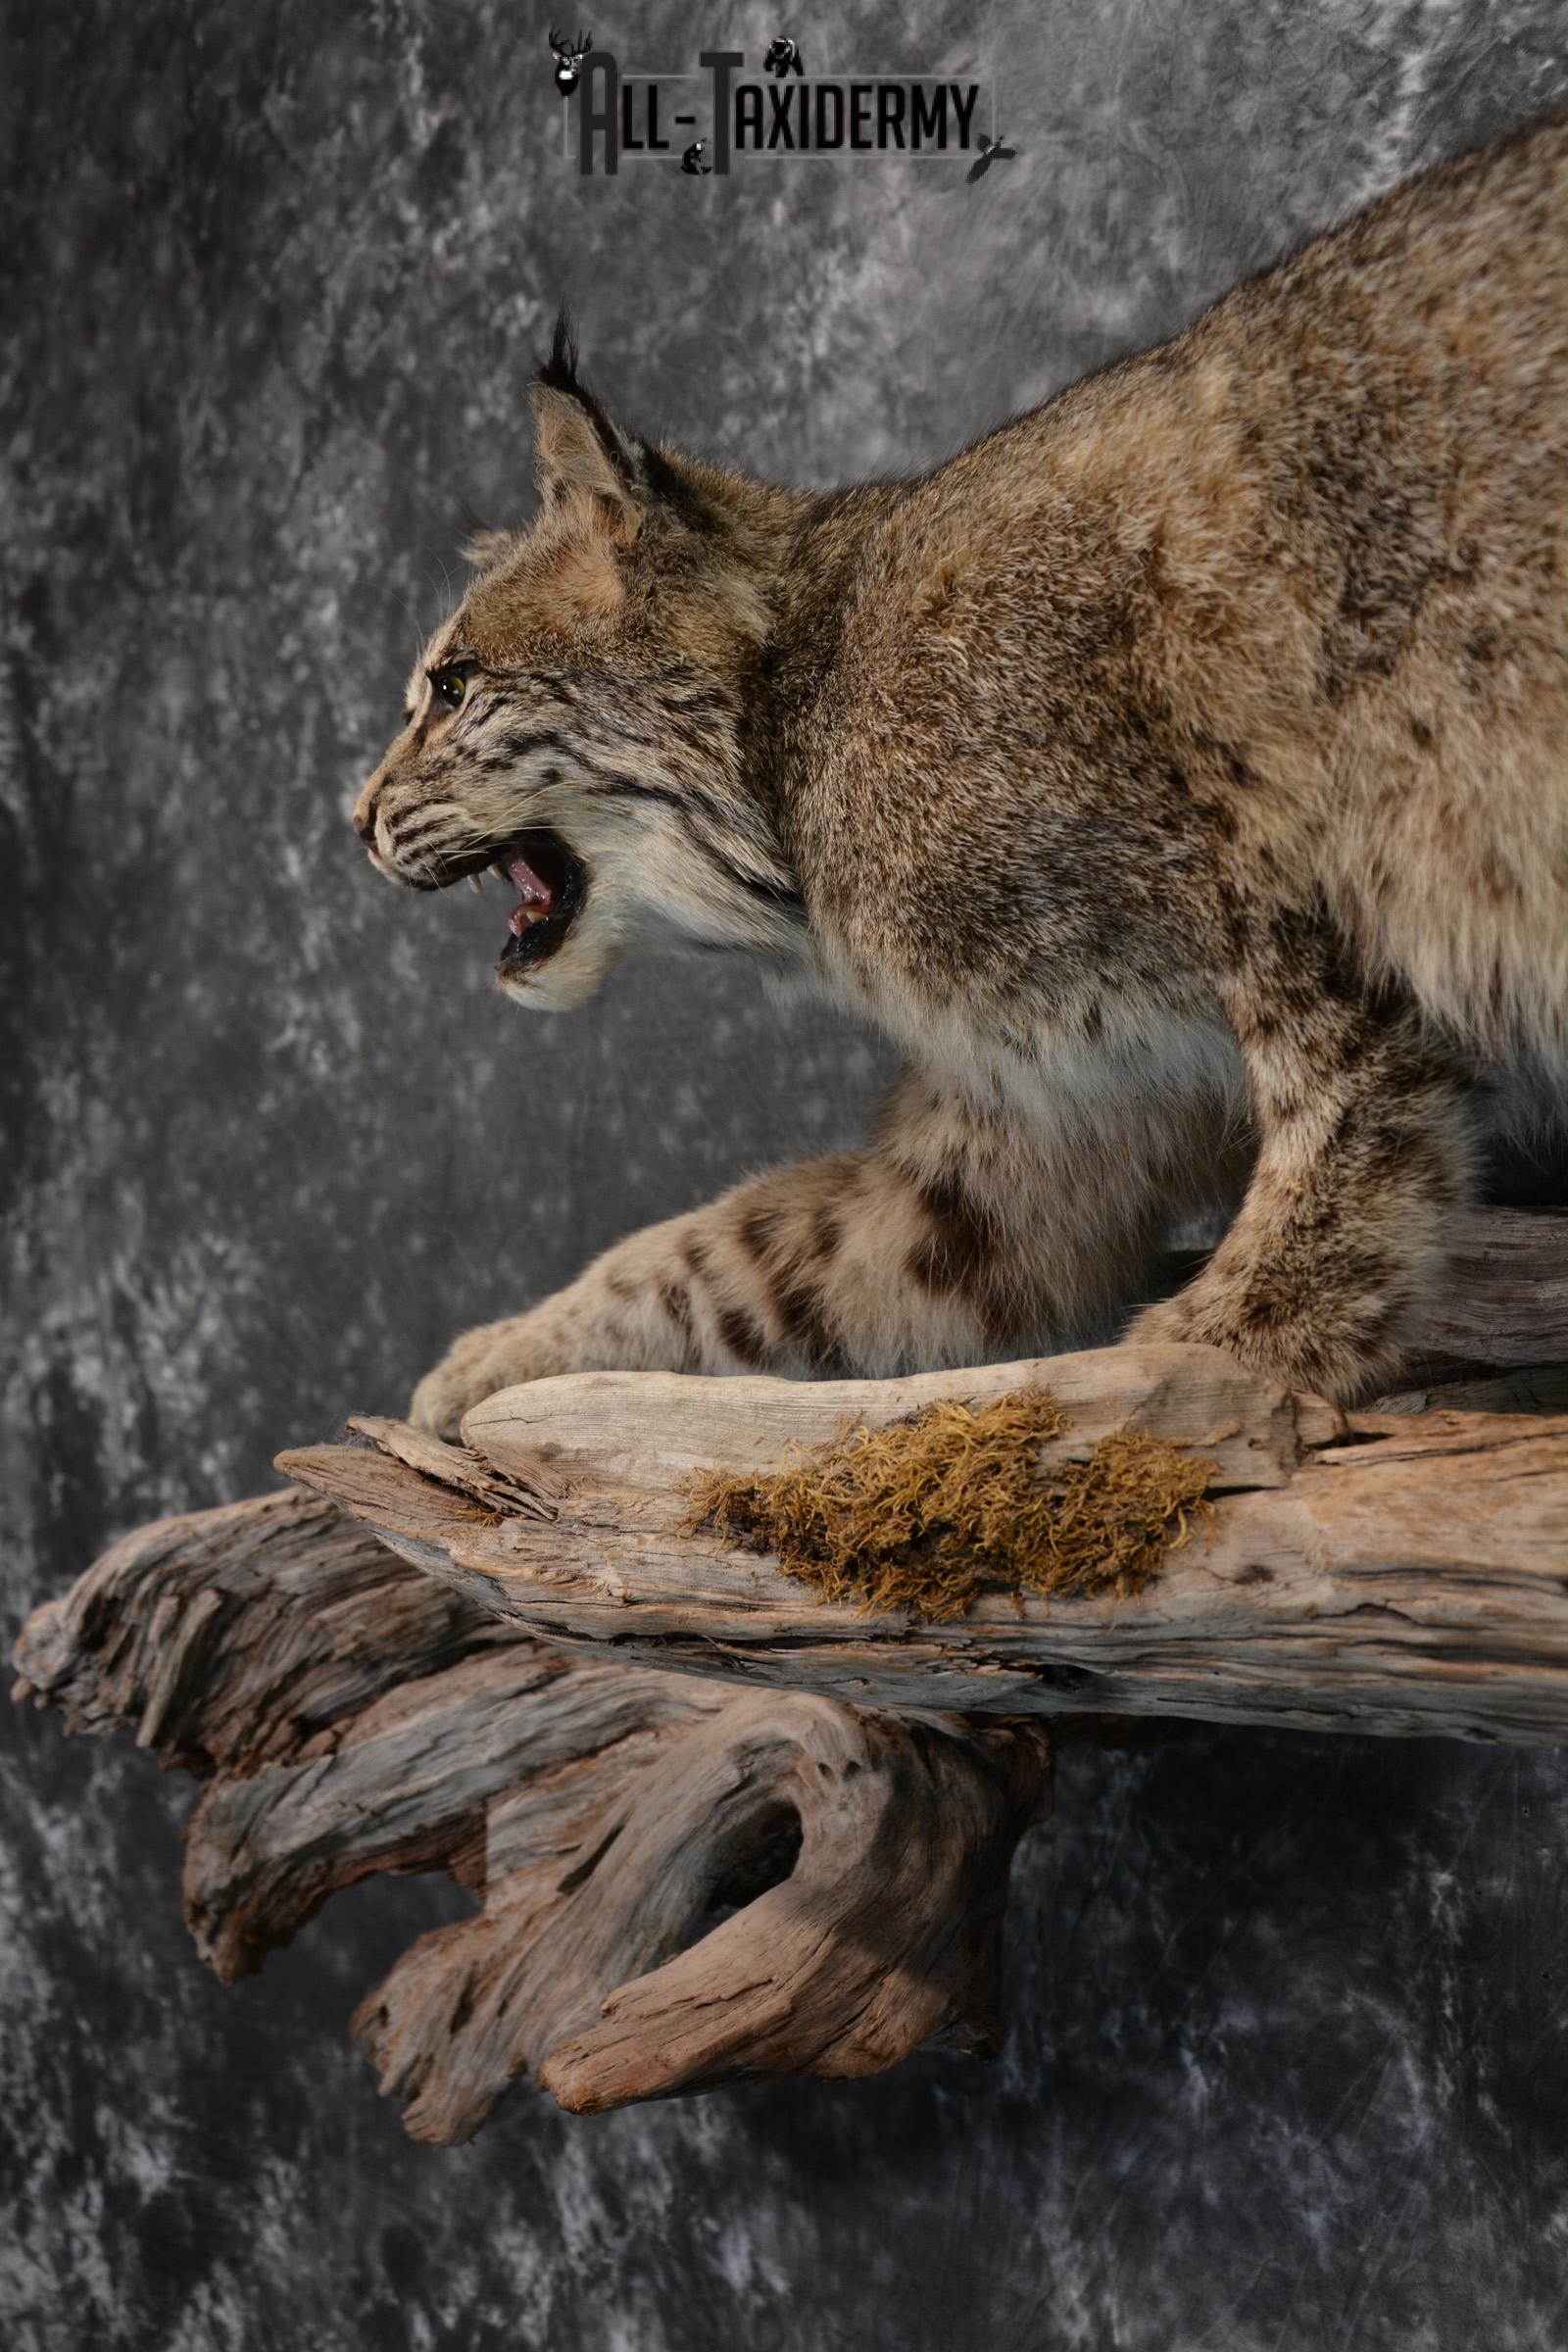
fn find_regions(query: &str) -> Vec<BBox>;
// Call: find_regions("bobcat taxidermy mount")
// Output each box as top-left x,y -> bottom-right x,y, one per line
355,114 -> 1566,1424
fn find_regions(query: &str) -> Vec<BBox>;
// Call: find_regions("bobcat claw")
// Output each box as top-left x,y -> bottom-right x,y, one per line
410,1321 -> 541,1439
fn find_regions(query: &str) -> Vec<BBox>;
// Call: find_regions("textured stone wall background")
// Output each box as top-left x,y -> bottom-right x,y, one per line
3,5 -> 1565,2347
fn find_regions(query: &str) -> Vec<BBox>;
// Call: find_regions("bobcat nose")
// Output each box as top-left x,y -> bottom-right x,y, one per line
352,779 -> 381,843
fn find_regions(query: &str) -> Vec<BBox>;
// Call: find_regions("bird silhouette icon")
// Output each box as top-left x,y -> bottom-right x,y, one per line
966,133 -> 1018,183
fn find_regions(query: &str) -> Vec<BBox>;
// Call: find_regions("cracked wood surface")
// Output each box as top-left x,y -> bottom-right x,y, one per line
12,1489 -> 1052,2136
276,1340 -> 1568,1742
13,1209 -> 1565,2141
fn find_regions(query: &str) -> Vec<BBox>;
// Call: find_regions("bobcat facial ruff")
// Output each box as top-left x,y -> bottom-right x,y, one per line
355,114 -> 1568,1423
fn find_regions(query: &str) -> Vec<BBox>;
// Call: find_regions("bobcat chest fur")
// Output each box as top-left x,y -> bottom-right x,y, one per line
356,113 -> 1567,1424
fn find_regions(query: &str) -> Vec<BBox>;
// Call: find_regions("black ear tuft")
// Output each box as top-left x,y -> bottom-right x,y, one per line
539,307 -> 581,397
531,309 -> 642,508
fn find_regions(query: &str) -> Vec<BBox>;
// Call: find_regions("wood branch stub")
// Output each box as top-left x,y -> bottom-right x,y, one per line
13,1493 -> 1052,2137
1398,1206 -> 1568,1380
275,1343 -> 1568,1743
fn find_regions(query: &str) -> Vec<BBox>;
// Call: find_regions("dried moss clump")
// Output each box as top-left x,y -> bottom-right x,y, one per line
685,1386 -> 1213,1623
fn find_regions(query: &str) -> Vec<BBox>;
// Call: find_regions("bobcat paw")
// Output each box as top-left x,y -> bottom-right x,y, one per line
1125,1291 -> 1306,1389
409,1320 -> 544,1440
1123,1296 -> 1201,1353
1124,1290 -> 1392,1405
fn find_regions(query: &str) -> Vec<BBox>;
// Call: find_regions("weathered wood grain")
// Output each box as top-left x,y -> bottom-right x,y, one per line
1399,1206 -> 1568,1378
275,1344 -> 1568,1742
13,1492 -> 1052,2136
13,1208 -> 1566,2136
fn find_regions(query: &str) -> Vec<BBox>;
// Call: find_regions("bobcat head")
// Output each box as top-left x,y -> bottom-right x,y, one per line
354,319 -> 808,1009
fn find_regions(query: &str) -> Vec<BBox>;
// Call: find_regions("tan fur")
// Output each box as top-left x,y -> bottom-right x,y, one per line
353,117 -> 1568,1425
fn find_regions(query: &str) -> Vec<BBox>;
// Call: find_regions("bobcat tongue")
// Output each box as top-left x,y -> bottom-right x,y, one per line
503,845 -> 558,935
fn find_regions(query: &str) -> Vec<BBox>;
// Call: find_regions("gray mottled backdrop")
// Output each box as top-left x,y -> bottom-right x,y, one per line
3,4 -> 1566,2347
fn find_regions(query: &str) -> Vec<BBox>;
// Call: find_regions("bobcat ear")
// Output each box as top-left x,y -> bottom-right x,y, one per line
531,313 -> 644,542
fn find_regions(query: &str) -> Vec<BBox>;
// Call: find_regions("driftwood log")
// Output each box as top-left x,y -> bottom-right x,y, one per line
273,1334 -> 1568,1742
12,1488 -> 1053,2135
12,1207 -> 1566,2136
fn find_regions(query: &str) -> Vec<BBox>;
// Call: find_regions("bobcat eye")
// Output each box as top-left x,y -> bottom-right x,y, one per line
432,666 -> 468,710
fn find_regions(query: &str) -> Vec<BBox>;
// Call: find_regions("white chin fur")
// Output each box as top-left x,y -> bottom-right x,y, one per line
496,920 -> 620,1011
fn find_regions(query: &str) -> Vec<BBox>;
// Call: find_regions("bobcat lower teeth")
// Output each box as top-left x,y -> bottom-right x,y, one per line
499,839 -> 563,938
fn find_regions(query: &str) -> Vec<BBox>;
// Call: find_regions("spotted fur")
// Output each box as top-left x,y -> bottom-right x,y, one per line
354,117 -> 1568,1424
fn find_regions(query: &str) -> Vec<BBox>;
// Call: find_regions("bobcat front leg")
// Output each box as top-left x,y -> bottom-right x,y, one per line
410,1064 -> 1204,1438
1130,907 -> 1476,1402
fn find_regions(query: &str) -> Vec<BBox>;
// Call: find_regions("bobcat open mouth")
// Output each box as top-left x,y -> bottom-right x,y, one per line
490,831 -> 586,971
